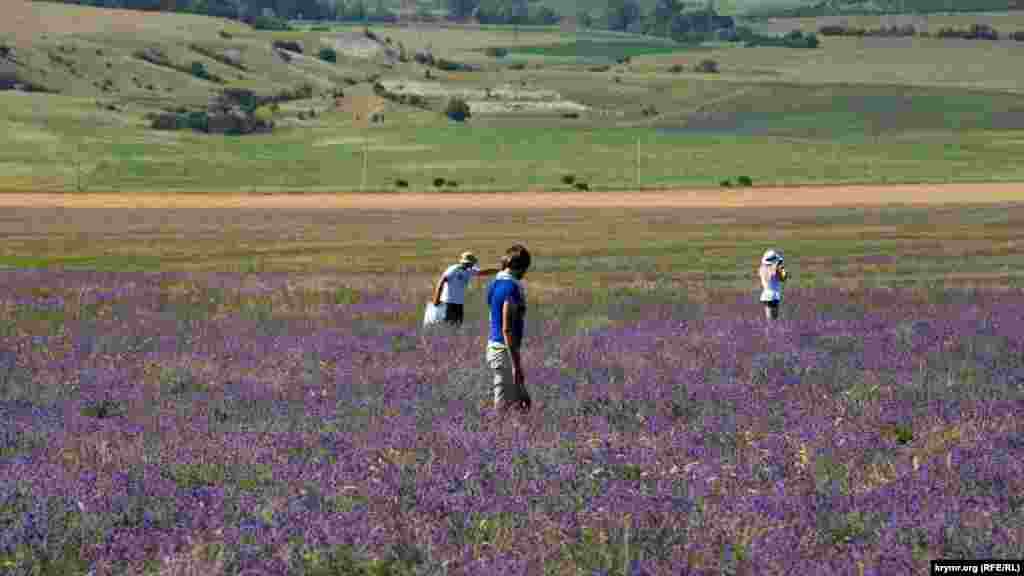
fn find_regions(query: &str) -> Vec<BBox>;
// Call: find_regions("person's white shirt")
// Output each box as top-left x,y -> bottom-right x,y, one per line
440,264 -> 480,304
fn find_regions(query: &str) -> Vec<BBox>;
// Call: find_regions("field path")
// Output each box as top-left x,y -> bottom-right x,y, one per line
0,182 -> 1021,210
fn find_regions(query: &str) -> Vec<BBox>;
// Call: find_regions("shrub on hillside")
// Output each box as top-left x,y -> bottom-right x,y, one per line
189,61 -> 214,81
936,24 -> 999,40
272,40 -> 303,54
737,175 -> 753,187
695,59 -> 719,73
720,179 -> 732,187
187,111 -> 210,132
433,177 -> 446,187
413,51 -> 434,66
436,58 -> 476,71
253,105 -> 275,124
444,97 -> 471,122
574,181 -> 589,191
395,179 -> 409,188
668,63 -> 684,73
318,47 -> 338,63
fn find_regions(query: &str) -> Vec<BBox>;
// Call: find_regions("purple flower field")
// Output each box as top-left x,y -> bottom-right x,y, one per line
1,268 -> 1022,575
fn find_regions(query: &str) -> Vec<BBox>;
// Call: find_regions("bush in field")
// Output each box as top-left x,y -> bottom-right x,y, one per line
253,105 -> 275,124
737,175 -> 753,187
189,61 -> 212,80
395,179 -> 409,188
318,47 -> 338,63
485,46 -> 508,58
433,177 -> 446,187
561,174 -> 576,185
695,59 -> 719,73
436,58 -> 470,71
936,24 -> 1000,40
184,110 -> 209,132
413,51 -> 434,66
574,181 -> 589,190
446,180 -> 458,188
720,179 -> 732,187
444,97 -> 471,122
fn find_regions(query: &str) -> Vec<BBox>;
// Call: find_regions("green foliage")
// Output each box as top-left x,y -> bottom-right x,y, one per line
444,97 -> 471,122
254,105 -> 275,123
189,60 -> 212,80
736,175 -> 753,187
80,398 -> 126,419
605,0 -> 642,32
318,47 -> 338,63
187,110 -> 210,132
159,366 -> 205,396
742,29 -> 822,49
250,15 -> 292,30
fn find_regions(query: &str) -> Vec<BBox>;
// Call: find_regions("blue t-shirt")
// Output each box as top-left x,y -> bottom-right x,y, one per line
487,278 -> 525,346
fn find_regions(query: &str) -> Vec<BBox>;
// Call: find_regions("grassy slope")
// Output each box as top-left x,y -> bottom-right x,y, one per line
4,3 -> 1024,191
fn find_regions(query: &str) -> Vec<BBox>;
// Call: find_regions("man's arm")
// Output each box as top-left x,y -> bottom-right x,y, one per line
477,267 -> 500,276
432,275 -> 447,305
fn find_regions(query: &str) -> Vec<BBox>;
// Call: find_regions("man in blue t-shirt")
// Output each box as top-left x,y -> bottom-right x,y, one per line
485,244 -> 531,414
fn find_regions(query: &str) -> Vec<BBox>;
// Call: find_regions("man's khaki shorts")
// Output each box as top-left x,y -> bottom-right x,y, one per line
486,341 -> 522,409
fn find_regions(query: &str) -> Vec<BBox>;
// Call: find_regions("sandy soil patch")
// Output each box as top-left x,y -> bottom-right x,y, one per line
379,80 -> 589,114
320,33 -> 398,62
0,183 -> 1021,210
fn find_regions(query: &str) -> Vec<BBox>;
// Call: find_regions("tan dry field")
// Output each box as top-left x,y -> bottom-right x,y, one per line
0,182 -> 1022,210
1,0 -> 244,43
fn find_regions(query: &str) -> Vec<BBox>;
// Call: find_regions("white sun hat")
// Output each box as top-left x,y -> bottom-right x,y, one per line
762,249 -> 783,265
459,252 -> 478,265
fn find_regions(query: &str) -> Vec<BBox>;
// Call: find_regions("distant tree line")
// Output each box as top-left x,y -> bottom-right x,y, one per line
753,0 -> 1024,19
820,22 -> 1016,40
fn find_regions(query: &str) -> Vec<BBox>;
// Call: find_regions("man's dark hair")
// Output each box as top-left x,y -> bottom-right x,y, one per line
502,244 -> 531,272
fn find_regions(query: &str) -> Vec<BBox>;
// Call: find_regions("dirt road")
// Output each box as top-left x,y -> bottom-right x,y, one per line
0,182 -> 1021,210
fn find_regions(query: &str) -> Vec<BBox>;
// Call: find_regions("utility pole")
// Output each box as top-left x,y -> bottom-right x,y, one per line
361,136 -> 368,192
635,135 -> 640,188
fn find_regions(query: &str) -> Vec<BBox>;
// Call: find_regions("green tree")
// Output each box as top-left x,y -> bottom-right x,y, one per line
606,0 -> 641,31
447,0 -> 479,20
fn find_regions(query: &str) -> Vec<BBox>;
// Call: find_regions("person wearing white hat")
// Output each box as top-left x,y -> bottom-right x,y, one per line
432,251 -> 500,326
758,249 -> 788,320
